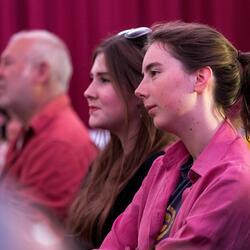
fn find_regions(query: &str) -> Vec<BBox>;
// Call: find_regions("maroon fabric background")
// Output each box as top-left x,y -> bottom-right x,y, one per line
0,0 -> 249,123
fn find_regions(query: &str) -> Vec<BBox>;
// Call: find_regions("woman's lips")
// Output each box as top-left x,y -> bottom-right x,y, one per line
145,104 -> 157,115
88,106 -> 100,114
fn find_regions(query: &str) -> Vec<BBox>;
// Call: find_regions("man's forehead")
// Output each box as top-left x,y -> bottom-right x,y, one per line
2,38 -> 33,58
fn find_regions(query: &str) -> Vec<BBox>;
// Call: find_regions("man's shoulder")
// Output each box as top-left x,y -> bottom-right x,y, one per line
39,105 -> 89,137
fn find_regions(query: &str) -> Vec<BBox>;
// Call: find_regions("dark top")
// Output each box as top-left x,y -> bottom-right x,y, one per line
156,156 -> 193,242
92,150 -> 165,248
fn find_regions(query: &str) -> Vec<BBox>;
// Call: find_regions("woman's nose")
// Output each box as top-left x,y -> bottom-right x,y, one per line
135,80 -> 147,99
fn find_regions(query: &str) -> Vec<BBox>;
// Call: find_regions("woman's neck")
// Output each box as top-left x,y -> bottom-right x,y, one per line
179,109 -> 224,159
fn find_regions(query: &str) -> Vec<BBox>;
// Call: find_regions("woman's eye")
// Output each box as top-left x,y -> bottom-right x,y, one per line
149,70 -> 160,77
100,77 -> 111,83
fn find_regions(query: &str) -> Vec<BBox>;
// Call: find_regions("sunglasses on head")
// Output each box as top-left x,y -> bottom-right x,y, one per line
118,27 -> 152,39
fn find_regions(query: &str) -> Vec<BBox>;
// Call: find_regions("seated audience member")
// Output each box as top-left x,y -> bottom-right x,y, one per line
0,30 -> 98,222
100,21 -> 250,249
66,27 -> 172,249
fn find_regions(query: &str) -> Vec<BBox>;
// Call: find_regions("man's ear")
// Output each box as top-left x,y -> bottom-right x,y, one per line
194,66 -> 212,94
35,62 -> 50,84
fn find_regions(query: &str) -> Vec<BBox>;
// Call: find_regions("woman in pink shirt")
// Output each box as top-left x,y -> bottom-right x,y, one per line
100,21 -> 250,250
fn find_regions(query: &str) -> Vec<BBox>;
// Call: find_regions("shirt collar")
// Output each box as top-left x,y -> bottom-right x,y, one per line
190,119 -> 239,180
163,140 -> 190,170
163,119 -> 240,184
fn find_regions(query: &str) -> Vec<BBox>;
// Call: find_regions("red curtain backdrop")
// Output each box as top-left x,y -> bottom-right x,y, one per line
0,0 -> 249,123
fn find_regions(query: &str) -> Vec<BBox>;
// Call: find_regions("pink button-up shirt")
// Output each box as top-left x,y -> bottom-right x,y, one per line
100,120 -> 250,250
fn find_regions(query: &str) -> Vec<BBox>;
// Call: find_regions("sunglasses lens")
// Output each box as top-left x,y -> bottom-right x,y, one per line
118,27 -> 151,39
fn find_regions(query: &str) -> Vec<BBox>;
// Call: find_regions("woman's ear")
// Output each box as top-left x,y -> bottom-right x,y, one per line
194,66 -> 212,94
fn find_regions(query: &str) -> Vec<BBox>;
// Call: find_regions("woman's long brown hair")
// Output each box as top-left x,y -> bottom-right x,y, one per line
66,34 -> 172,248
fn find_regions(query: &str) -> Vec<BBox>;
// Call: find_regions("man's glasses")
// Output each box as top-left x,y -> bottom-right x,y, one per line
118,27 -> 152,39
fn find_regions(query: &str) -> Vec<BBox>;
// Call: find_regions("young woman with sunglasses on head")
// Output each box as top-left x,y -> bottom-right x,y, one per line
66,28 -> 172,249
100,21 -> 250,250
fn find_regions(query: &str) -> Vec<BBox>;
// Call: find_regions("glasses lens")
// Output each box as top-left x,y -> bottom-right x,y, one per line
118,27 -> 152,39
